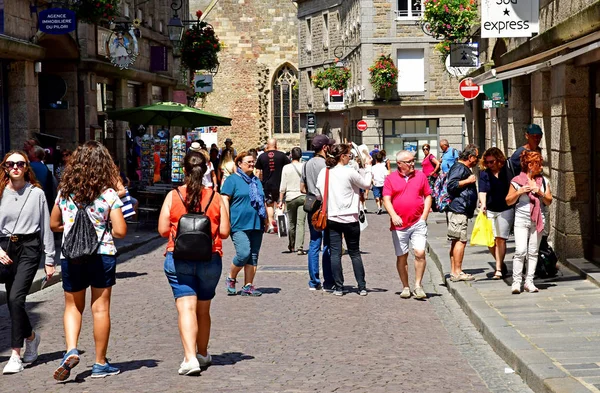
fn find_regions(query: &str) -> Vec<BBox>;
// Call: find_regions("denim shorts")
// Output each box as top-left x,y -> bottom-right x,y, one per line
164,252 -> 222,300
372,186 -> 383,199
61,254 -> 117,292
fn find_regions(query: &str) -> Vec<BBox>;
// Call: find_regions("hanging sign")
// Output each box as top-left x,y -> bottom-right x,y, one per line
483,81 -> 506,106
481,0 -> 539,38
449,43 -> 479,68
105,28 -> 139,70
194,74 -> 213,93
306,113 -> 316,134
39,8 -> 76,35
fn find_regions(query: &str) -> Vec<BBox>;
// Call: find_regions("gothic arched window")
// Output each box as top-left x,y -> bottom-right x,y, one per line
273,65 -> 299,134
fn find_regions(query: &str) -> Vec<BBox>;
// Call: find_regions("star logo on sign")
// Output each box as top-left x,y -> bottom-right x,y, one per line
503,8 -> 510,16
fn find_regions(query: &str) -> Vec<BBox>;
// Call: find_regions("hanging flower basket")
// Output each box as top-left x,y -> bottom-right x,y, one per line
72,0 -> 119,24
422,0 -> 477,57
180,10 -> 221,72
312,66 -> 351,91
369,54 -> 398,100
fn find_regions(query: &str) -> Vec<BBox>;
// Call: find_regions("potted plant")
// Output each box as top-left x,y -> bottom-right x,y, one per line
72,0 -> 119,24
422,0 -> 477,57
368,54 -> 398,100
180,10 -> 221,73
312,64 -> 351,91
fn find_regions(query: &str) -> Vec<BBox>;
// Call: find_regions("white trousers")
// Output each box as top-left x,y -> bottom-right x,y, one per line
512,221 -> 543,285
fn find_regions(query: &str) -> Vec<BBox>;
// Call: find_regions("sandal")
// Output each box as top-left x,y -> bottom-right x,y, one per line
492,270 -> 503,280
456,272 -> 475,281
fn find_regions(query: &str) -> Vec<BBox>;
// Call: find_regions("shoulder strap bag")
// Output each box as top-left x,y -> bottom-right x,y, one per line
311,168 -> 329,231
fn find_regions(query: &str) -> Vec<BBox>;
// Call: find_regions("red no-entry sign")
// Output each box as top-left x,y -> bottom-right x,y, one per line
459,78 -> 480,100
357,120 -> 368,132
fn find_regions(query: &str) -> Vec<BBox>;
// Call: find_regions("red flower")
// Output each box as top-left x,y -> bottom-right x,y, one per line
196,10 -> 203,18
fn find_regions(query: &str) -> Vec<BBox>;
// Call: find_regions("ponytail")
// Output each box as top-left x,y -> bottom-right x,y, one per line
183,151 -> 208,212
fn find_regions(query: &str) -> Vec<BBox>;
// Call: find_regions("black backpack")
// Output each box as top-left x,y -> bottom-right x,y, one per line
62,202 -> 106,264
536,236 -> 558,278
172,188 -> 216,261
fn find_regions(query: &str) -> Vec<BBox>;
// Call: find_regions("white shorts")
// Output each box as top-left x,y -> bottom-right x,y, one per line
391,219 -> 428,256
487,209 -> 515,239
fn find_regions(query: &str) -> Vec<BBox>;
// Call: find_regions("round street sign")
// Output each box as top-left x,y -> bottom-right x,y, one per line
357,120 -> 368,132
458,78 -> 480,100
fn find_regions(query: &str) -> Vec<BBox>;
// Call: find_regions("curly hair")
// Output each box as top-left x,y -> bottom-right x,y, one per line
326,144 -> 351,168
57,141 -> 120,205
478,147 -> 507,170
519,150 -> 543,173
183,151 -> 208,212
0,150 -> 41,199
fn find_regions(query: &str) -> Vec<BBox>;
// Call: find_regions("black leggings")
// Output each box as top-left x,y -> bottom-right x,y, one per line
3,234 -> 42,348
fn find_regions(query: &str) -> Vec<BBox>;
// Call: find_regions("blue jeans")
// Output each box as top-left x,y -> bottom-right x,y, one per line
308,219 -> 332,289
231,230 -> 263,267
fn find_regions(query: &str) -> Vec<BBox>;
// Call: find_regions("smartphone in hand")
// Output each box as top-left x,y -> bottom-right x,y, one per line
40,276 -> 48,290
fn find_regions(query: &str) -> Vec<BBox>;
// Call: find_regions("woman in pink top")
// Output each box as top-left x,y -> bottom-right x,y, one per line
421,144 -> 440,177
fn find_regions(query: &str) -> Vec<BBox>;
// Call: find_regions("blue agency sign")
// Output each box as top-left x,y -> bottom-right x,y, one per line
39,8 -> 76,35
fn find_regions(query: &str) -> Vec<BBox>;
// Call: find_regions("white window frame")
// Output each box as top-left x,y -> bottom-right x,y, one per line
395,0 -> 424,19
397,48 -> 426,93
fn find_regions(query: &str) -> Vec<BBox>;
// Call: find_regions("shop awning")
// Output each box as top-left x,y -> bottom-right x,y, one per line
473,30 -> 600,86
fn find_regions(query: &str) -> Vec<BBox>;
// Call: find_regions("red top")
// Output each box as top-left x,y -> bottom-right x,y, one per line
166,186 -> 223,256
421,154 -> 436,177
383,170 -> 431,231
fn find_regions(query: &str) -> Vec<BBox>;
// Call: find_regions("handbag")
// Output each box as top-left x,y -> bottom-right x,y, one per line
303,194 -> 321,213
311,168 -> 329,231
0,187 -> 33,283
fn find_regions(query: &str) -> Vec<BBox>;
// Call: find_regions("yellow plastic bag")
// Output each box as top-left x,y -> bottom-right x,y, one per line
470,212 -> 495,247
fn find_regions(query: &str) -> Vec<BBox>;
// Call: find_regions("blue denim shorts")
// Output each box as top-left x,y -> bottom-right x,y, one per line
372,186 -> 383,199
164,252 -> 222,300
61,254 -> 117,292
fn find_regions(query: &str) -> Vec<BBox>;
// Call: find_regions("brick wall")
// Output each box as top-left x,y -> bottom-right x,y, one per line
191,0 -> 299,151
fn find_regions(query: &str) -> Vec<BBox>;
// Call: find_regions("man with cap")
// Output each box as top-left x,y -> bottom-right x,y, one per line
300,134 -> 335,291
508,124 -> 543,176
220,138 -> 237,158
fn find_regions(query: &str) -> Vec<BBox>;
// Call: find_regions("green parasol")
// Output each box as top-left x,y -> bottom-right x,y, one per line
107,101 -> 232,128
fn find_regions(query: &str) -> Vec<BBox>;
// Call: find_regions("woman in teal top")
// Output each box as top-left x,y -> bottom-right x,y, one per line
220,151 -> 265,297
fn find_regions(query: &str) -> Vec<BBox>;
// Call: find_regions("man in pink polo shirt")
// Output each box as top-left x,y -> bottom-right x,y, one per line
383,150 -> 432,300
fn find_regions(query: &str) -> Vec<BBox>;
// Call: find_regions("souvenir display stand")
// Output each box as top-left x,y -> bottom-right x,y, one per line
140,134 -> 155,186
171,135 -> 186,184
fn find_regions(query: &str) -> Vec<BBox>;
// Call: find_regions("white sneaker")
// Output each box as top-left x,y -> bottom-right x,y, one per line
3,355 -> 23,374
196,353 -> 212,367
23,332 -> 40,363
511,283 -> 521,294
524,282 -> 539,293
178,357 -> 201,376
400,287 -> 411,299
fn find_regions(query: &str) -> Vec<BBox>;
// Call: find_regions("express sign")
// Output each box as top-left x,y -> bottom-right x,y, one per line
458,78 -> 480,100
481,0 -> 539,38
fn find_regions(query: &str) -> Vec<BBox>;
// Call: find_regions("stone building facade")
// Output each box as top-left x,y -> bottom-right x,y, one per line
191,0 -> 299,151
466,1 -> 600,262
0,0 -> 188,173
295,0 -> 466,164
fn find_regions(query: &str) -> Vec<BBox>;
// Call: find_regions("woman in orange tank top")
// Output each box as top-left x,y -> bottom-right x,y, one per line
158,151 -> 230,376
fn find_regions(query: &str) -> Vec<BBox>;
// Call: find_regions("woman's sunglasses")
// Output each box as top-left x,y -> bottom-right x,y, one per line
4,161 -> 27,169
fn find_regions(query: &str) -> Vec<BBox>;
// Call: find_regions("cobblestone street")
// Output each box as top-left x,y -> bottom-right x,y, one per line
0,212 -> 532,392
